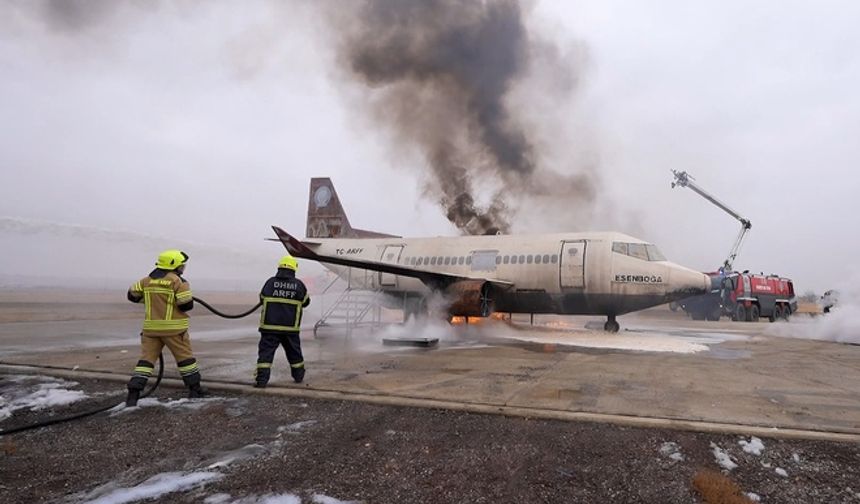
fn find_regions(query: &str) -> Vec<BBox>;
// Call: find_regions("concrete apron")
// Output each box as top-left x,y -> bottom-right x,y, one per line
2,362 -> 860,444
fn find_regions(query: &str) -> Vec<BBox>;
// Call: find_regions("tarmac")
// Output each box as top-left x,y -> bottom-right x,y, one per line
2,292 -> 859,441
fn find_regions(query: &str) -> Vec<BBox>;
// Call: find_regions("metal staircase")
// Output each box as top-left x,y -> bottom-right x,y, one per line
312,270 -> 384,337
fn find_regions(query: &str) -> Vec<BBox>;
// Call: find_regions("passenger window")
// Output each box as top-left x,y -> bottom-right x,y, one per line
519,255 -> 525,264
503,255 -> 510,264
551,254 -> 558,264
444,257 -> 450,265
458,256 -> 464,265
628,243 -> 649,261
612,242 -> 628,255
495,256 -> 502,264
535,255 -> 542,264
543,254 -> 550,263
466,256 -> 472,265
430,257 -> 437,265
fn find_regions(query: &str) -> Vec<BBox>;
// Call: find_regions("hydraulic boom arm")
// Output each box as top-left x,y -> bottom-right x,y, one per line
671,170 -> 751,270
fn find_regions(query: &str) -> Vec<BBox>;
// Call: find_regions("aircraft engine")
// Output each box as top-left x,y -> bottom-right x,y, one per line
444,280 -> 494,317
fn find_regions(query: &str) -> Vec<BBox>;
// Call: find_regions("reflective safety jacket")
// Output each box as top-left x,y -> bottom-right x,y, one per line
128,269 -> 193,336
259,269 -> 310,333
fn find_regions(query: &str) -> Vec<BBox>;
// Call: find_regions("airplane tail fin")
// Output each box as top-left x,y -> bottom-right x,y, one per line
306,178 -> 399,239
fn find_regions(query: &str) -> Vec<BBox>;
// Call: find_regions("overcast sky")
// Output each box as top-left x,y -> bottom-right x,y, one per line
1,0 -> 858,293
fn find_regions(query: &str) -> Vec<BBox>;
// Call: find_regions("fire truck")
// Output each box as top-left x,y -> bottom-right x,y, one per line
721,271 -> 797,321
670,171 -> 797,322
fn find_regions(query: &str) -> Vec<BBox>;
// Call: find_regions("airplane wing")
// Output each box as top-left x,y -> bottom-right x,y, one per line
271,226 -> 513,291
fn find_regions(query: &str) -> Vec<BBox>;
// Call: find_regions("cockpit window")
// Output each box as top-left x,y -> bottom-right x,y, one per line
612,242 -> 628,255
612,241 -> 666,262
645,245 -> 666,261
628,243 -> 649,261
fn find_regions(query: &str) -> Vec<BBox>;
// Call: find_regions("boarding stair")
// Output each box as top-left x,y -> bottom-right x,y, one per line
312,272 -> 384,337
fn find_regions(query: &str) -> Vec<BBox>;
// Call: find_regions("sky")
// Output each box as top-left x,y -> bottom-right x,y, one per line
1,0 -> 858,293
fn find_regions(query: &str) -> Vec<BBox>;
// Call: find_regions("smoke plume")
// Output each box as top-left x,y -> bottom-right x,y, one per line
328,0 -> 598,234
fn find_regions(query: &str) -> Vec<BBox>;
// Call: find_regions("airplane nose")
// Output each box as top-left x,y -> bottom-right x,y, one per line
666,264 -> 711,301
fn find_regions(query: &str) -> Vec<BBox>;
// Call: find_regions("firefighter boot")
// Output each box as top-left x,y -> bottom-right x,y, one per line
183,371 -> 207,399
125,388 -> 141,407
188,383 -> 208,399
292,366 -> 305,384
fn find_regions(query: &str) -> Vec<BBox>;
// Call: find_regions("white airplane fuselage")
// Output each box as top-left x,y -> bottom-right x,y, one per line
306,231 -> 710,316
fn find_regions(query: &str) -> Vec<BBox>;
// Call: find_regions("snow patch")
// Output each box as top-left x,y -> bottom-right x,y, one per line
658,441 -> 685,461
204,494 -> 233,504
80,471 -> 222,504
110,397 -> 221,416
207,494 -> 301,504
745,492 -> 761,502
775,467 -> 788,477
739,436 -> 765,455
312,495 -> 362,504
278,420 -> 317,433
710,442 -> 737,471
0,375 -> 88,421
206,444 -> 267,469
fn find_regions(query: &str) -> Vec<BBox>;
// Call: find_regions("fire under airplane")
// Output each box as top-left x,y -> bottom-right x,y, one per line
271,178 -> 711,332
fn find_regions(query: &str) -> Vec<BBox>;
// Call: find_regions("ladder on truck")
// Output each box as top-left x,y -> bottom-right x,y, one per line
312,270 -> 384,338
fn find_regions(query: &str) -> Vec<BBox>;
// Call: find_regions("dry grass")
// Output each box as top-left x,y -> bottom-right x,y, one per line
692,469 -> 755,504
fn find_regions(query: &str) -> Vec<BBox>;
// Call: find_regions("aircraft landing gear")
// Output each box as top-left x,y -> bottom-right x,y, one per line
604,315 -> 620,333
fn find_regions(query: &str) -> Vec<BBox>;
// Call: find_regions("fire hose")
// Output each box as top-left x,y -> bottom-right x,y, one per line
0,297 -> 261,435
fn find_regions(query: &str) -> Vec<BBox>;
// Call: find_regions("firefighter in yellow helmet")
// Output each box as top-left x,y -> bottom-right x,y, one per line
254,254 -> 310,387
125,249 -> 206,406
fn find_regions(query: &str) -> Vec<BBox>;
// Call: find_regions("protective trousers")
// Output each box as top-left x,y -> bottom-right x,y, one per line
255,331 -> 305,385
127,331 -> 201,391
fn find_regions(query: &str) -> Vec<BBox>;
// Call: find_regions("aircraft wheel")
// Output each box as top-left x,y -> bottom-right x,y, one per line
750,305 -> 760,322
604,318 -> 620,333
734,305 -> 746,322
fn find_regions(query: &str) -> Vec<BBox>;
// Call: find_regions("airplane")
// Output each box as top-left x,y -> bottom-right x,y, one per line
271,178 -> 711,332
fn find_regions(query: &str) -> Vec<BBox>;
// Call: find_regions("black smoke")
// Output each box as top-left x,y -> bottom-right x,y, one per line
329,0 -> 597,234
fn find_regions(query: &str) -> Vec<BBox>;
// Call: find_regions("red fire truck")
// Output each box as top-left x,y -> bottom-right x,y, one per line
722,272 -> 797,322
670,170 -> 798,322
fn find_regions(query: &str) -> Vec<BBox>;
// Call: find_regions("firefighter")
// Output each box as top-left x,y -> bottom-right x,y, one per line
125,249 -> 206,406
254,254 -> 310,387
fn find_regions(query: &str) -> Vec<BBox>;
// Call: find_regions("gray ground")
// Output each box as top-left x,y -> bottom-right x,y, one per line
2,291 -> 860,503
2,375 -> 860,504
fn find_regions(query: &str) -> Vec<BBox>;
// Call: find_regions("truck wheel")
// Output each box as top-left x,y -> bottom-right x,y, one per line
734,305 -> 746,322
782,306 -> 791,322
750,305 -> 760,322
769,306 -> 780,322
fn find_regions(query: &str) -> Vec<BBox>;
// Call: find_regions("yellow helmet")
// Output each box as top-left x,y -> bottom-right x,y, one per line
156,250 -> 189,271
278,255 -> 298,271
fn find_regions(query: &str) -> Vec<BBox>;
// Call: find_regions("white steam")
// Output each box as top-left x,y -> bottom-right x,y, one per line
766,278 -> 860,344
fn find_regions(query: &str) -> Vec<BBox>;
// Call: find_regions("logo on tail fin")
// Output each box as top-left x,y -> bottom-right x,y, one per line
305,178 -> 400,239
306,178 -> 353,239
